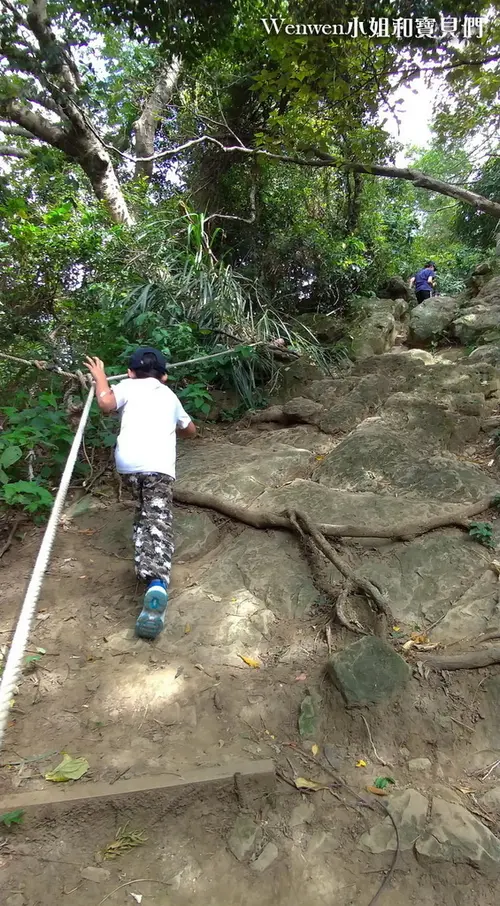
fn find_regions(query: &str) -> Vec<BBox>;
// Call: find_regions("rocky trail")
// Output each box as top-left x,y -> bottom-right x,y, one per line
4,268 -> 500,905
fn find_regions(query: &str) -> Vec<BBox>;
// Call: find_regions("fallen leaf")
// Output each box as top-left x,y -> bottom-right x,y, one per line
392,626 -> 401,633
45,753 -> 89,782
311,744 -> 319,757
356,760 -> 367,768
184,623 -> 191,634
410,632 -> 429,644
238,654 -> 261,668
403,639 -> 438,651
366,785 -> 388,796
295,776 -> 328,792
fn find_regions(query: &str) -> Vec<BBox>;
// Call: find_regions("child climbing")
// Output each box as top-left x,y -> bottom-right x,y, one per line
84,348 -> 196,639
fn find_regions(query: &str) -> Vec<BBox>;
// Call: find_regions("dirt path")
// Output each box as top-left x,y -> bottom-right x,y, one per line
2,375 -> 500,905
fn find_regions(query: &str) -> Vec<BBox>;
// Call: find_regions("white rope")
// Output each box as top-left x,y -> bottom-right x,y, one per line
106,343 -> 263,382
0,383 -> 95,749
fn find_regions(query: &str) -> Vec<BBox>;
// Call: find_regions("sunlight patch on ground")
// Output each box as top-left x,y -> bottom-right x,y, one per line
99,663 -> 184,715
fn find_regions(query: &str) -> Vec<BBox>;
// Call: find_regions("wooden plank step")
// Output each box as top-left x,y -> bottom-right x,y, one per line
0,758 -> 275,811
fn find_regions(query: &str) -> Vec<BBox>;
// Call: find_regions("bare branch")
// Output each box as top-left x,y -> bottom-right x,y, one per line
101,133 -> 500,218
206,177 -> 257,224
0,124 -> 35,139
26,0 -> 80,94
0,145 -> 31,158
0,98 -> 68,150
26,93 -> 65,117
133,56 -> 181,179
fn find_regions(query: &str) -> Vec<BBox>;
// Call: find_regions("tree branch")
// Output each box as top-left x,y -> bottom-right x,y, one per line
0,145 -> 31,158
26,0 -> 80,95
102,134 -> 500,219
133,56 -> 181,179
0,98 -> 67,150
0,124 -> 36,139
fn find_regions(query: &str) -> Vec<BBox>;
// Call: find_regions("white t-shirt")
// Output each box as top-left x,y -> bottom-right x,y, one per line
112,378 -> 191,478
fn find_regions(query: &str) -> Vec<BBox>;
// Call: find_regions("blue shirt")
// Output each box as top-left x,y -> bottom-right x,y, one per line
415,268 -> 434,292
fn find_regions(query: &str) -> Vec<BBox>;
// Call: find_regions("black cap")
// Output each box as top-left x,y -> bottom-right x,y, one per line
129,347 -> 167,373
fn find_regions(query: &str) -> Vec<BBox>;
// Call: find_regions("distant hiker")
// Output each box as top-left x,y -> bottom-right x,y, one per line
84,348 -> 196,640
409,262 -> 437,304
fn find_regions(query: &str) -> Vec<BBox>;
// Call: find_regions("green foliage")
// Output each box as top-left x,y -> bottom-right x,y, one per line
0,809 -> 25,828
468,521 -> 495,549
2,482 -> 53,514
177,383 -> 213,416
456,158 -> 500,251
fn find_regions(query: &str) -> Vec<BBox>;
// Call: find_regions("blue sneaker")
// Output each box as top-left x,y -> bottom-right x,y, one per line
135,580 -> 168,640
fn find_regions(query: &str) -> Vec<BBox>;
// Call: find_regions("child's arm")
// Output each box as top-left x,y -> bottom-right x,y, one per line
177,421 -> 197,438
84,356 -> 117,414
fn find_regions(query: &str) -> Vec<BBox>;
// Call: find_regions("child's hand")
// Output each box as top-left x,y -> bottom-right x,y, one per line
84,356 -> 106,381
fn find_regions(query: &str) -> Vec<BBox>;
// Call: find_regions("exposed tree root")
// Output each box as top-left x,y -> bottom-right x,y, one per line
171,488 -> 500,636
173,488 -> 498,542
422,646 -> 500,671
286,508 -> 392,627
0,516 -> 22,561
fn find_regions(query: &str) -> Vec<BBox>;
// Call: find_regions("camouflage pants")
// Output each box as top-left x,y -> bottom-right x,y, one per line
124,473 -> 175,587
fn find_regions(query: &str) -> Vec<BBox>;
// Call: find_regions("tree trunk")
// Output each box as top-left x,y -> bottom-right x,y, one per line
76,137 -> 134,226
133,57 -> 181,180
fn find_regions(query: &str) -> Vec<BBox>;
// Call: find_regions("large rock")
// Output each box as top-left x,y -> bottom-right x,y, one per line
192,528 -> 338,620
384,275 -> 412,302
168,478 -> 492,629
351,309 -> 398,359
327,636 -> 411,707
86,506 -> 220,561
254,480 -> 491,628
282,397 -> 324,425
355,530 -> 489,628
248,426 -> 336,455
453,304 -> 500,346
432,569 -> 500,643
479,787 -> 500,811
467,344 -> 500,366
408,295 -> 460,346
382,391 -> 483,451
167,584 -> 279,652
452,275 -> 500,345
319,374 -> 394,435
466,260 -> 495,297
415,797 -> 500,878
314,419 -> 499,502
350,298 -> 408,361
359,789 -> 428,852
295,312 -> 347,345
176,441 -> 312,505
174,510 -> 220,561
